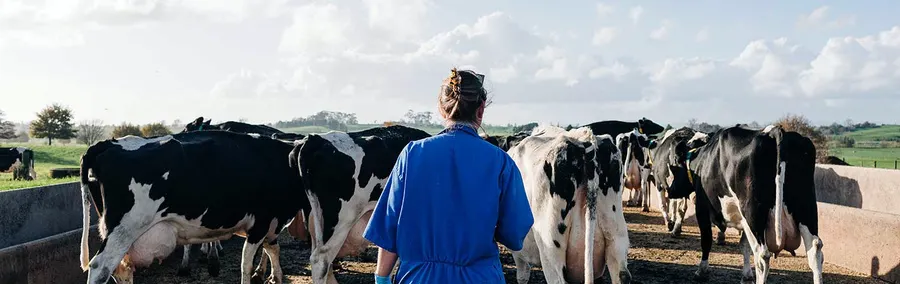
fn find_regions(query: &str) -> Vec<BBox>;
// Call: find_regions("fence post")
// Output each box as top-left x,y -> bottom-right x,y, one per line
874,161 -> 877,168
895,160 -> 897,169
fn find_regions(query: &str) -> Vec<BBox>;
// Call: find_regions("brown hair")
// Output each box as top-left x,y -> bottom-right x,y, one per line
438,68 -> 491,125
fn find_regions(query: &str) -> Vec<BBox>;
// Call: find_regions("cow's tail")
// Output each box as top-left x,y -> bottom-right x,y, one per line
584,188 -> 599,284
78,140 -> 116,271
769,126 -> 786,248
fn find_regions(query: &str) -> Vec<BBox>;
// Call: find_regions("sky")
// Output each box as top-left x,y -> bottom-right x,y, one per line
2,0 -> 900,127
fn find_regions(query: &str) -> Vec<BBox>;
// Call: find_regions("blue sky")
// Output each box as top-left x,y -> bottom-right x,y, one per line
1,0 -> 899,127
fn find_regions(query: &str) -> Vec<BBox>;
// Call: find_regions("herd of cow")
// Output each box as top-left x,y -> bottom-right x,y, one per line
75,116 -> 824,284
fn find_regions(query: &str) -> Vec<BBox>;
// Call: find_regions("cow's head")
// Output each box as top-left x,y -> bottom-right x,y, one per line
181,117 -> 215,133
636,117 -> 665,135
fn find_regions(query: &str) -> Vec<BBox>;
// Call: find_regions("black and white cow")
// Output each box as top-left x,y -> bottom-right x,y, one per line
78,131 -> 309,284
287,125 -> 431,284
182,116 -> 286,138
663,125 -> 824,283
482,131 -> 530,151
648,127 -> 720,241
584,117 -> 666,139
615,129 -> 657,212
0,147 -> 36,180
508,125 -> 632,284
177,116 -> 301,276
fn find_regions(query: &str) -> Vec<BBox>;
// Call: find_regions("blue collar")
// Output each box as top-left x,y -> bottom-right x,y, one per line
440,123 -> 479,137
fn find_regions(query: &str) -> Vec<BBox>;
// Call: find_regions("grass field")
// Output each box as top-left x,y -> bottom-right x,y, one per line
830,147 -> 900,169
838,125 -> 900,141
0,142 -> 86,190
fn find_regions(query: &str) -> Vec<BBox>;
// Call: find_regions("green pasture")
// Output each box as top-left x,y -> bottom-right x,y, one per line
0,142 -> 86,190
830,147 -> 900,169
838,125 -> 900,142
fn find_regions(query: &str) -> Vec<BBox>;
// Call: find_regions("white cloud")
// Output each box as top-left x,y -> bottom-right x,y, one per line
361,0 -> 432,40
799,26 -> 900,97
596,3 -> 614,17
696,27 -> 709,42
629,6 -> 643,24
592,27 -> 618,45
650,20 -> 672,40
798,6 -> 856,29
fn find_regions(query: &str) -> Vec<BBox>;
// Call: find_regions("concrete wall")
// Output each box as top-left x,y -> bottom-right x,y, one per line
817,203 -> 900,284
814,164 -> 900,215
0,182 -> 97,249
0,226 -> 101,284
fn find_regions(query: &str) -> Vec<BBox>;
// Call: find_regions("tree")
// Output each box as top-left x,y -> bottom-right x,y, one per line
77,120 -> 106,145
141,122 -> 172,137
0,109 -> 16,139
774,113 -> 830,163
111,123 -> 142,138
29,103 -> 77,145
403,110 -> 436,126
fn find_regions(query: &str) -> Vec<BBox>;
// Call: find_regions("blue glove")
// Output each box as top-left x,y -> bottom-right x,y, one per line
375,275 -> 391,284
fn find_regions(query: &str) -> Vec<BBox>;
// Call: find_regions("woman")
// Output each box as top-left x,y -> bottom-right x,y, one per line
363,68 -> 535,284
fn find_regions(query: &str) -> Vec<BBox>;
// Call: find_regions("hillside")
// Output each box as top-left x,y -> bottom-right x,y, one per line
837,124 -> 900,142
0,142 -> 87,190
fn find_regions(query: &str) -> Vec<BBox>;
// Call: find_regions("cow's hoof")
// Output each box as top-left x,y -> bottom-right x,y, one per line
741,270 -> 755,283
250,274 -> 266,284
666,222 -> 674,232
619,270 -> 632,284
716,239 -> 726,246
788,249 -> 796,257
207,258 -> 220,277
693,269 -> 709,282
641,207 -> 650,213
177,267 -> 191,277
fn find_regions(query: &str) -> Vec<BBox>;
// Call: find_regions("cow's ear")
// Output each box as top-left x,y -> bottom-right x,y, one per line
203,119 -> 212,126
193,117 -> 204,125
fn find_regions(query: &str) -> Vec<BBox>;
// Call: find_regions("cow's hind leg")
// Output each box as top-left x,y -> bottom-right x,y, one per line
512,253 -> 531,284
693,194 -> 713,281
800,223 -> 824,284
740,232 -> 755,283
178,245 -> 192,276
207,241 -> 221,277
252,247 -> 270,284
263,237 -> 284,284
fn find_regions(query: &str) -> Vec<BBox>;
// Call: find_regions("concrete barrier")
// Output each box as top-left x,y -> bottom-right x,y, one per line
817,202 -> 900,284
814,164 -> 900,215
0,182 -> 97,249
0,225 -> 101,284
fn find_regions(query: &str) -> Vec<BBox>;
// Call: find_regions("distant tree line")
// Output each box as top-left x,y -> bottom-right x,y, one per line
272,111 -> 359,131
818,120 -> 882,136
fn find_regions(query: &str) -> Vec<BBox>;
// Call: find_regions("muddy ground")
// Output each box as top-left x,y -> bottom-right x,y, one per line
133,207 -> 884,283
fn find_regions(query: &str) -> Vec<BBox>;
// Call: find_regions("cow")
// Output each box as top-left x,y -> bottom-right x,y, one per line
584,117 -> 666,139
482,131 -> 530,151
78,131 -> 309,284
178,116 -> 300,276
182,116 -> 286,138
648,127 -> 724,242
508,125 -> 632,284
0,147 -> 36,180
287,125 -> 432,284
615,128 -> 657,212
662,125 -> 824,283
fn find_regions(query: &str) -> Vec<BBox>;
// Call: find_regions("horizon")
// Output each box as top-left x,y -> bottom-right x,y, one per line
2,1 -> 899,126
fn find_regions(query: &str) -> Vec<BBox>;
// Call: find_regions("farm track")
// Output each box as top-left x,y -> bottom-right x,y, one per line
134,207 -> 883,283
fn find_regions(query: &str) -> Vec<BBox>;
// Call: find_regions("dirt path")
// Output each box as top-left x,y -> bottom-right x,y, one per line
133,207 -> 883,283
